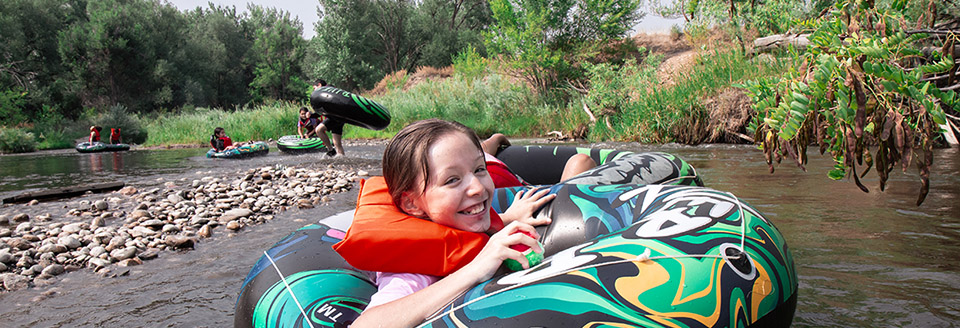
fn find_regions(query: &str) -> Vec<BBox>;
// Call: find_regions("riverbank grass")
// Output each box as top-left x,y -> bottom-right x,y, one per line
144,102 -> 301,146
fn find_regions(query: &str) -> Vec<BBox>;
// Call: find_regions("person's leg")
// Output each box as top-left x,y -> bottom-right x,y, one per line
315,124 -> 332,151
481,133 -> 510,155
560,154 -> 597,181
332,133 -> 344,156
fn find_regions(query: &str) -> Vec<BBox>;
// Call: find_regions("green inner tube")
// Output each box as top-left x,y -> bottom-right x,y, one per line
75,142 -> 130,153
277,135 -> 326,154
207,141 -> 270,159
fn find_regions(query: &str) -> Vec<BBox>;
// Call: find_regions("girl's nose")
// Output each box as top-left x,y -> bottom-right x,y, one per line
465,175 -> 485,196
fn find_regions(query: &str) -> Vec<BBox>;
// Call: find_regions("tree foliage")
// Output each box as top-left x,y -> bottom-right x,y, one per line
742,0 -> 959,205
484,0 -> 644,93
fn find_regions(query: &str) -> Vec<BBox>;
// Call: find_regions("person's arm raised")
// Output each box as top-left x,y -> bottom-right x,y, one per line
351,222 -> 541,328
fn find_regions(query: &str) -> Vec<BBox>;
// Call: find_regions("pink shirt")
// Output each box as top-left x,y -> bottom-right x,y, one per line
366,272 -> 440,309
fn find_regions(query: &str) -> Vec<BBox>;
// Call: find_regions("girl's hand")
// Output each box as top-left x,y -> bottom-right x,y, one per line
500,187 -> 556,227
463,221 -> 542,283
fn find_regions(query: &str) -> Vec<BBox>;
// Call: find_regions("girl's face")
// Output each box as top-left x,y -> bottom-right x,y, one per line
217,130 -> 226,137
299,111 -> 309,120
403,132 -> 494,233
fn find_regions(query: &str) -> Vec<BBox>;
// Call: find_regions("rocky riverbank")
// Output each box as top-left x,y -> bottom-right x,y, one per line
0,164 -> 366,292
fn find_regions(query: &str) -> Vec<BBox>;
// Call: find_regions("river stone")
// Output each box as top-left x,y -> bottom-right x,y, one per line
0,251 -> 13,264
2,273 -> 30,291
22,234 -> 40,242
118,186 -> 137,196
141,219 -> 164,229
88,258 -> 111,269
220,208 -> 252,222
138,248 -> 160,260
198,225 -> 212,238
36,214 -> 52,222
0,229 -> 10,238
189,216 -> 209,226
358,170 -> 369,177
0,215 -> 8,226
130,210 -> 152,220
117,258 -> 142,267
89,246 -> 106,258
94,200 -> 109,211
110,247 -> 137,261
225,221 -> 241,230
131,226 -> 157,238
91,217 -> 105,228
60,236 -> 81,250
12,214 -> 29,222
296,199 -> 314,208
161,224 -> 180,234
167,194 -> 184,203
0,262 -> 6,272
165,236 -> 195,249
7,238 -> 31,250
41,264 -> 64,276
62,223 -> 84,234
262,189 -> 276,196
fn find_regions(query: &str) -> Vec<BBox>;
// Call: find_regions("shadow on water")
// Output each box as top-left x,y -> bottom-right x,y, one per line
0,142 -> 957,327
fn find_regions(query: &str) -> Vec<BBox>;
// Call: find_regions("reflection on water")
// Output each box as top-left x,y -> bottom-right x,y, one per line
0,144 -> 957,326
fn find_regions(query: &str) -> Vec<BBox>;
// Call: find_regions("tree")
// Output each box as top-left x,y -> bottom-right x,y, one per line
743,0 -> 959,205
246,4 -> 307,102
179,4 -> 255,108
485,0 -> 644,93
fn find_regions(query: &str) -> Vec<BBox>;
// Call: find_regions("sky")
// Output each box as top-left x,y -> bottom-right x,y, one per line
164,0 -> 323,39
163,0 -> 684,40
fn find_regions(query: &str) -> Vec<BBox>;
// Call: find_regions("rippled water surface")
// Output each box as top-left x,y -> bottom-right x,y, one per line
0,142 -> 957,327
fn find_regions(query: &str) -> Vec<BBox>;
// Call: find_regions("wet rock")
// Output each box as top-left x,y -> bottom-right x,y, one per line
0,262 -> 6,272
12,213 -> 29,222
118,186 -> 138,196
220,208 -> 252,222
138,248 -> 160,260
41,264 -> 64,276
2,273 -> 30,291
36,214 -> 52,222
27,199 -> 39,206
197,225 -> 212,238
117,258 -> 142,267
0,229 -> 9,238
164,181 -> 177,188
165,236 -> 195,249
130,210 -> 152,220
91,217 -> 105,228
110,247 -> 137,261
189,216 -> 209,226
94,200 -> 109,211
22,234 -> 40,242
134,203 -> 149,211
131,226 -> 157,238
0,215 -> 8,226
88,258 -> 111,269
297,199 -> 314,209
226,221 -> 241,230
261,172 -> 273,180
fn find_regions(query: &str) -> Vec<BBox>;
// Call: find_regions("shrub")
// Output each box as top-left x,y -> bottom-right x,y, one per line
0,127 -> 37,153
93,104 -> 148,144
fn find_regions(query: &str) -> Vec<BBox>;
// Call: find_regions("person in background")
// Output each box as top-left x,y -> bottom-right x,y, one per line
312,79 -> 346,157
89,126 -> 102,143
210,127 -> 233,152
297,107 -> 321,139
480,133 -> 597,187
109,128 -> 122,144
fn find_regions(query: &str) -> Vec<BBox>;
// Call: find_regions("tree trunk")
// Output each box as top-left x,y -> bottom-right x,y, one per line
751,33 -> 811,55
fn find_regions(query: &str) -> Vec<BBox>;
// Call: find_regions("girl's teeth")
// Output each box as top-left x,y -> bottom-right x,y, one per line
462,204 -> 484,215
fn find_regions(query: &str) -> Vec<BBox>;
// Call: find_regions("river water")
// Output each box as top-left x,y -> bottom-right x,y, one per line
0,142 -> 957,327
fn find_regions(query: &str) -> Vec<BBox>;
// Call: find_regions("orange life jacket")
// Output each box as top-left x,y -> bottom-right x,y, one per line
332,177 -> 503,276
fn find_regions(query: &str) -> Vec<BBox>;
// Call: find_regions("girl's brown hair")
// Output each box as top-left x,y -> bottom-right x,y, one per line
382,119 -> 482,211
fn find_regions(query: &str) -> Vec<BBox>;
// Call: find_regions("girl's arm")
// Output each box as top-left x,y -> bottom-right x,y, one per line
351,222 -> 541,328
499,188 -> 555,227
298,125 -> 306,138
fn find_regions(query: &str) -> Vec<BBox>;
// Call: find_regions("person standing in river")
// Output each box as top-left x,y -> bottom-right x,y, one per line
311,79 -> 346,157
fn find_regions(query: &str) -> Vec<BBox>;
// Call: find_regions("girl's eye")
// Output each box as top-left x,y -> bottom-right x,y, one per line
475,166 -> 487,174
444,177 -> 459,185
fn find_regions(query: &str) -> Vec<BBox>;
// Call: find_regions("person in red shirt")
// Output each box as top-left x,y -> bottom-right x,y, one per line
480,133 -> 596,188
89,126 -> 102,143
209,127 -> 233,152
109,128 -> 122,144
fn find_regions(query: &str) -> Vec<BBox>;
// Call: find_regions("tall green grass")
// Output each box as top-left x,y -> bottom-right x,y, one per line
0,127 -> 37,153
143,101 -> 302,146
356,73 -> 547,138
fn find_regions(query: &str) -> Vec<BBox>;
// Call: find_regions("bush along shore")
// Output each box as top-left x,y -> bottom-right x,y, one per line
0,164 -> 364,292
